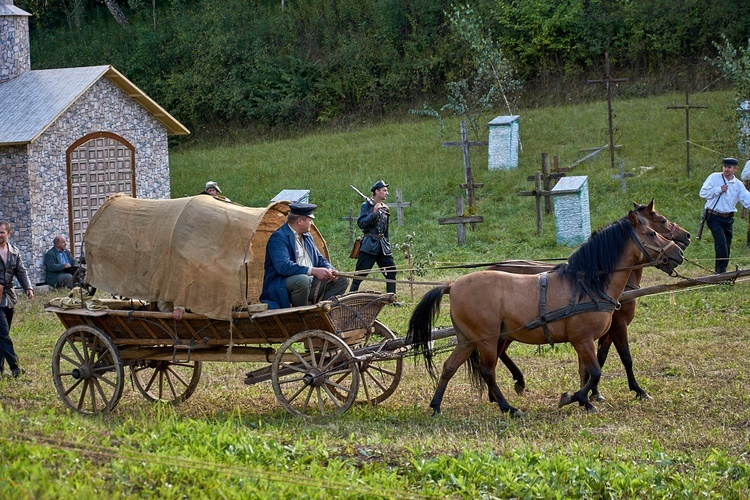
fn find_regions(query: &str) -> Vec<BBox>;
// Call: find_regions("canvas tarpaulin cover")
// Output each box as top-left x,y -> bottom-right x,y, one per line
84,194 -> 329,320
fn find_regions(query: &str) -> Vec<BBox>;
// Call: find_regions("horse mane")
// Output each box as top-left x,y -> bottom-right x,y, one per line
553,217 -> 634,298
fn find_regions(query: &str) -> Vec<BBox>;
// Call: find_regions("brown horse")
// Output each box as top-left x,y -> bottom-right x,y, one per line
490,200 -> 691,401
406,210 -> 684,416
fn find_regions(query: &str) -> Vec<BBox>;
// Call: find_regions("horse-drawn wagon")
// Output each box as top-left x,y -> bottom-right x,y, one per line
46,194 -> 402,418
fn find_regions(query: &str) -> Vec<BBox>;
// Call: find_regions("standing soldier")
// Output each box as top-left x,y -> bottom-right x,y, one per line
349,180 -> 398,296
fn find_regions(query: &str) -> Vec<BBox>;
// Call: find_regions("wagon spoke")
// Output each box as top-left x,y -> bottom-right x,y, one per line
59,353 -> 81,367
63,377 -> 84,396
75,380 -> 89,410
165,367 -> 190,394
278,362 -> 309,375
320,349 -> 347,372
278,374 -> 307,385
92,372 -> 118,389
324,378 -> 354,398
87,380 -> 97,411
322,385 -> 345,409
93,378 -> 110,407
288,347 -> 313,369
65,338 -> 85,365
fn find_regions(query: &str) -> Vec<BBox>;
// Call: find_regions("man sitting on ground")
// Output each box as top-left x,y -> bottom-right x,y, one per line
44,235 -> 79,289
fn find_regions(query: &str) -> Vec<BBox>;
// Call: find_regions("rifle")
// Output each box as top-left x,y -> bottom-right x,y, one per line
696,209 -> 707,240
350,185 -> 389,216
350,185 -> 373,204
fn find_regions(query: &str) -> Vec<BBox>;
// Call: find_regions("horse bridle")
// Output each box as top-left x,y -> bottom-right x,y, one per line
630,230 -> 676,275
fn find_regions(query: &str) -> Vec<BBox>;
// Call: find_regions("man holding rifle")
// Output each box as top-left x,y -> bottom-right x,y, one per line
699,157 -> 750,273
349,180 -> 399,298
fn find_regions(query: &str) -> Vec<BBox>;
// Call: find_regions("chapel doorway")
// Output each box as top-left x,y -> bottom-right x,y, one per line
66,132 -> 135,259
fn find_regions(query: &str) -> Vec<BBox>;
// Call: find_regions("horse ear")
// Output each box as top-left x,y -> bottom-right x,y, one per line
648,199 -> 655,211
632,201 -> 639,209
628,210 -> 639,226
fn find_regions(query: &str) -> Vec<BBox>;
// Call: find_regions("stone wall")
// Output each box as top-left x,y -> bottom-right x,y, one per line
0,12 -> 30,84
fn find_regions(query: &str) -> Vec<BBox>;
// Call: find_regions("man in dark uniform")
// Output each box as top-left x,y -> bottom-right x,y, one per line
349,180 -> 398,295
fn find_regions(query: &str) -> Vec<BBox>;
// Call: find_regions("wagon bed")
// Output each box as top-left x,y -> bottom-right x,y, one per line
46,291 -> 399,418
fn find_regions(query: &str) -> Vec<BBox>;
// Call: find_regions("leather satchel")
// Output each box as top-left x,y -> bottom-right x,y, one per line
349,237 -> 362,259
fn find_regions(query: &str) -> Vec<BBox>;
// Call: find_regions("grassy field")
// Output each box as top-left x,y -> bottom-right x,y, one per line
2,90 -> 750,498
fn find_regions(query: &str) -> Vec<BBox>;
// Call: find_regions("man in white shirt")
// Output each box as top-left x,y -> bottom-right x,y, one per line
699,157 -> 750,273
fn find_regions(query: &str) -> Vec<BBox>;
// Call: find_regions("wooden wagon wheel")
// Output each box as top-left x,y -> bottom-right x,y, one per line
354,320 -> 403,405
131,359 -> 202,404
51,325 -> 124,414
271,330 -> 360,418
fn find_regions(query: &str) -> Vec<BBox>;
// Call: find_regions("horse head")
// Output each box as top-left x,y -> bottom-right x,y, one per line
633,199 -> 691,250
628,210 -> 684,273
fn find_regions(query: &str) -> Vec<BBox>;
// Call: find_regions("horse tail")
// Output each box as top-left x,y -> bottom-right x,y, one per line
466,348 -> 485,393
406,285 -> 451,380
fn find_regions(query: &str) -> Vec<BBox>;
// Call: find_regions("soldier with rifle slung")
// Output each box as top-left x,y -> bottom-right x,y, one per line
349,180 -> 399,300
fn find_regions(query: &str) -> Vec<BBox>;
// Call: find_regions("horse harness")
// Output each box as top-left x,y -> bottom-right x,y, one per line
523,229 -> 674,346
523,272 -> 621,346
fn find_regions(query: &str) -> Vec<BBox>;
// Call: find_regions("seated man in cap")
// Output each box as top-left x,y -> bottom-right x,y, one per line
260,202 -> 349,309
200,181 -> 232,202
699,157 -> 750,273
349,180 -> 398,297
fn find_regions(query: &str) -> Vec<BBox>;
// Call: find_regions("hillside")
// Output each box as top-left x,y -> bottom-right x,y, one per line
170,89 -> 741,280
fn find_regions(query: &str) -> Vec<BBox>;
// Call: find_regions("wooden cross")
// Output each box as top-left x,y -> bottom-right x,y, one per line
442,120 -> 486,227
341,207 -> 356,246
386,188 -> 411,226
667,88 -> 707,178
526,153 -> 565,214
438,197 -> 483,245
587,52 -> 628,169
611,158 -> 635,193
518,171 -> 553,235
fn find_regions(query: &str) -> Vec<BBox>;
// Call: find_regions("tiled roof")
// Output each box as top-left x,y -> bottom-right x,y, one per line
0,65 -> 189,145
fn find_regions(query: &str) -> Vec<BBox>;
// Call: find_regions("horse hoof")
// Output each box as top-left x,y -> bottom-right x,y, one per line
584,404 -> 598,413
514,383 -> 525,395
558,392 -> 573,407
510,408 -> 524,418
591,393 -> 605,402
635,392 -> 652,401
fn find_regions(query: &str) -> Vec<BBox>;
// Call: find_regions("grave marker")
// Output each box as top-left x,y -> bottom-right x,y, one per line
438,197 -> 483,245
386,188 -> 411,226
667,88 -> 707,177
443,120 -> 486,226
587,52 -> 628,169
552,176 -> 591,246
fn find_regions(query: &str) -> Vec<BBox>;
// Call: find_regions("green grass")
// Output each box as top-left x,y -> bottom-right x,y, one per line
3,90 -> 750,498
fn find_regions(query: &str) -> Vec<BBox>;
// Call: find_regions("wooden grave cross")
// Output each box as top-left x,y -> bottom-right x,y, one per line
611,158 -> 634,193
341,207 -> 356,246
526,153 -> 566,214
587,51 -> 628,169
438,197 -> 483,245
386,188 -> 411,226
667,88 -> 707,178
442,120 -> 486,228
518,171 -> 552,236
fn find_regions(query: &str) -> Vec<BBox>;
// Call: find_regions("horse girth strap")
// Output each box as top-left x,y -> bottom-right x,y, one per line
523,272 -> 621,346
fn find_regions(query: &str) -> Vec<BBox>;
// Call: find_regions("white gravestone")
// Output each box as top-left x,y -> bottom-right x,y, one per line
488,115 -> 520,170
552,176 -> 591,247
271,189 -> 310,204
738,100 -> 750,158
